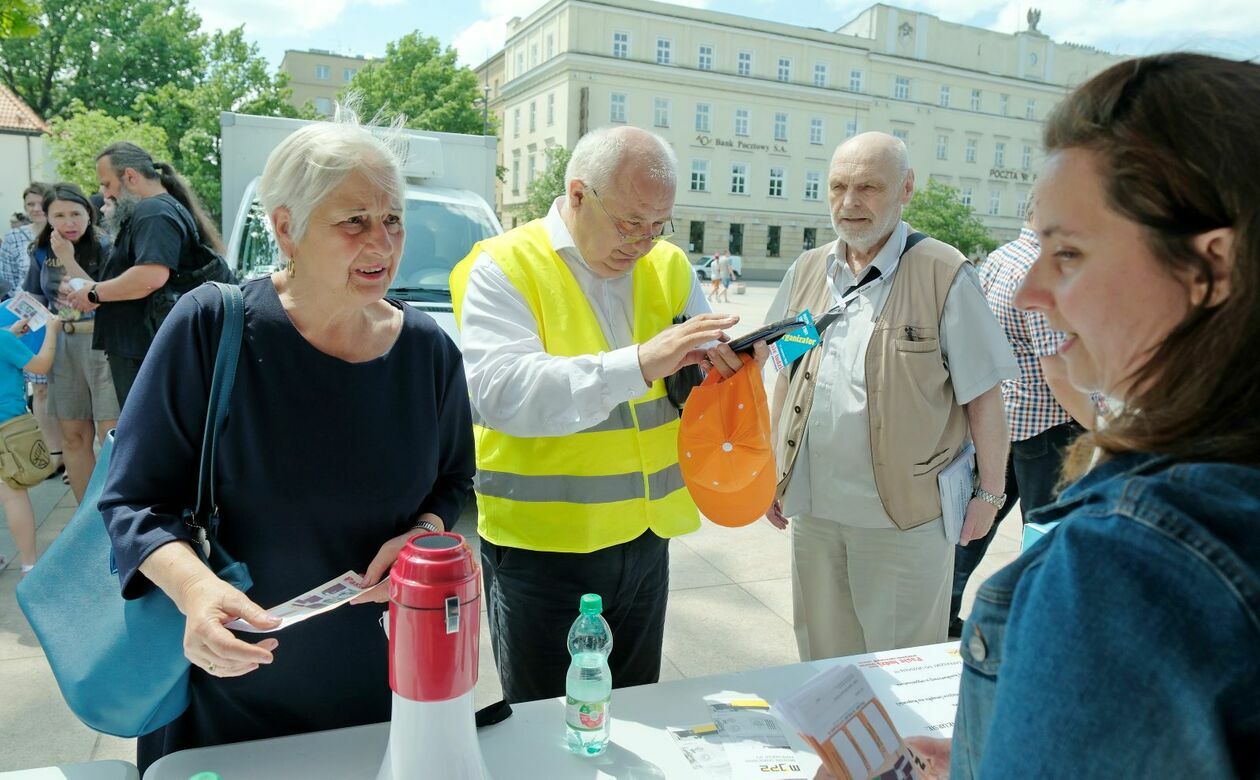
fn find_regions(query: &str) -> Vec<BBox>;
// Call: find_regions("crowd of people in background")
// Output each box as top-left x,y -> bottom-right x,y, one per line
0,50 -> 1256,779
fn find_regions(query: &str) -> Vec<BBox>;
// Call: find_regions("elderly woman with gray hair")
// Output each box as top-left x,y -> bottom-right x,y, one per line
100,107 -> 475,770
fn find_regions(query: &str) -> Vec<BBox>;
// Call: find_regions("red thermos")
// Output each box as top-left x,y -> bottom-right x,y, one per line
376,532 -> 490,780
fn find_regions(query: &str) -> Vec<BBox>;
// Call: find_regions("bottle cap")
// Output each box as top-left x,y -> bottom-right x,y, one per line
579,593 -> 602,615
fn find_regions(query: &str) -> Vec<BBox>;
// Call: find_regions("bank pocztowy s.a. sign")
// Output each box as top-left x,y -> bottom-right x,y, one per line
695,134 -> 789,155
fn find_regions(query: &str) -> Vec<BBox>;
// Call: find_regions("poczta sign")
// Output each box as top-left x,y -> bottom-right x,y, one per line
696,134 -> 789,155
989,168 -> 1036,182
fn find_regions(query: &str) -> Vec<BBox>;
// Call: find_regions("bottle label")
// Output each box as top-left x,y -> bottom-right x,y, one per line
565,695 -> 609,731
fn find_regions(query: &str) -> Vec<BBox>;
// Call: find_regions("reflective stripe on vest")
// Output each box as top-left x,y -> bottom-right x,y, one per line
450,220 -> 700,553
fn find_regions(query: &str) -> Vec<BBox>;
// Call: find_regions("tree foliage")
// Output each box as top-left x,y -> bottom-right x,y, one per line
348,32 -> 492,135
44,104 -> 168,191
519,146 -> 571,222
0,0 -> 41,38
0,0 -> 203,119
903,178 -> 998,257
134,26 -> 304,222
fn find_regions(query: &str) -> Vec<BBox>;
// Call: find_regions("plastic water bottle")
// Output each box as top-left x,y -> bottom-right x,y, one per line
565,593 -> 613,756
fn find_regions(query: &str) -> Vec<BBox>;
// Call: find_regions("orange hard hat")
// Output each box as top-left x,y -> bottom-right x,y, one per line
678,355 -> 775,527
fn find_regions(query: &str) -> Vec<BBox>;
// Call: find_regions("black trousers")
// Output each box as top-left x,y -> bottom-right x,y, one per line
950,420 -> 1084,623
481,529 -> 670,704
107,353 -> 145,411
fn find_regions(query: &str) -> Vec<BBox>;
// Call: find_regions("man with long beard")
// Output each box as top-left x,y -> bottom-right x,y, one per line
66,142 -> 224,408
763,132 -> 1017,660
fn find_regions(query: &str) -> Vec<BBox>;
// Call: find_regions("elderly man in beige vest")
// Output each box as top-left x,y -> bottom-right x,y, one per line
764,132 -> 1017,660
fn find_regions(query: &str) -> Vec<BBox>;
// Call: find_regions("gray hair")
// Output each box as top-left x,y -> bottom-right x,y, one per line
257,96 -> 406,255
564,125 -> 677,193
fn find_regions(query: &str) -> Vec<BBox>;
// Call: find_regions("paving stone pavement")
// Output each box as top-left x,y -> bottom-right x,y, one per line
0,280 -> 1022,772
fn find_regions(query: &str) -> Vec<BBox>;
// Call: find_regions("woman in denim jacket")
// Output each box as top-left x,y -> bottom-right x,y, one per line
896,53 -> 1260,779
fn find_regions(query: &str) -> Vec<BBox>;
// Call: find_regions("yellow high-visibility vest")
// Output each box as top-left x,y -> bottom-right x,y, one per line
450,220 -> 700,553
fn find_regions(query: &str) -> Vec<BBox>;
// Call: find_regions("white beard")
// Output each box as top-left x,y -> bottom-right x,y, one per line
832,207 -> 902,253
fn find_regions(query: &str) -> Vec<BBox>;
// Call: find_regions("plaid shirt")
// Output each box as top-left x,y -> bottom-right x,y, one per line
979,228 -> 1071,441
0,225 -> 33,299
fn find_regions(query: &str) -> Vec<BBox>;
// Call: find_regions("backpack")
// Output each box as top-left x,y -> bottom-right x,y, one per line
145,206 -> 237,335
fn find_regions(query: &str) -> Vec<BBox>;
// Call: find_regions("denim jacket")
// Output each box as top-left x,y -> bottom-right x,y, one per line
952,453 -> 1260,778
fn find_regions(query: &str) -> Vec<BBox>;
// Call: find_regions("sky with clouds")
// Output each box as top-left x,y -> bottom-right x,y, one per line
188,0 -> 1259,71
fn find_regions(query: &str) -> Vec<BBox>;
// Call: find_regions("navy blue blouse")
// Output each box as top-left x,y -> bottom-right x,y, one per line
101,277 -> 474,765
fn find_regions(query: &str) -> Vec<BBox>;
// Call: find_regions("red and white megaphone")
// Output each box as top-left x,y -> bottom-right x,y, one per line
376,532 -> 490,780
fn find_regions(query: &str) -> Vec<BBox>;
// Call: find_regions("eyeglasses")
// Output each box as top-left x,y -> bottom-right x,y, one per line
588,188 -> 674,244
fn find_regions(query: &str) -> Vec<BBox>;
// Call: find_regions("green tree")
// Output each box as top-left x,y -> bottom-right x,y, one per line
0,0 -> 204,119
348,31 -> 493,135
519,147 -> 571,221
134,26 -> 305,222
903,178 -> 998,257
0,0 -> 41,38
44,103 -> 168,191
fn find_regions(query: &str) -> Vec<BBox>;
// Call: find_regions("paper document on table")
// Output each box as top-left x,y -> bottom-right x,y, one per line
225,571 -> 367,633
708,696 -> 809,779
773,666 -> 928,780
937,441 -> 975,545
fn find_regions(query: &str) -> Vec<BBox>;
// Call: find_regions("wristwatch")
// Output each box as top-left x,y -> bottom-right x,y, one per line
412,518 -> 440,534
86,283 -> 100,305
973,486 -> 1007,510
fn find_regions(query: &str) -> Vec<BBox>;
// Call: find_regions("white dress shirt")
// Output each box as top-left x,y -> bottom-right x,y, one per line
767,221 -> 1018,528
459,198 -> 710,438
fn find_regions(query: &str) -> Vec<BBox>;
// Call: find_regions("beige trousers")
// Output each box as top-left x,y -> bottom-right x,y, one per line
791,513 -> 954,661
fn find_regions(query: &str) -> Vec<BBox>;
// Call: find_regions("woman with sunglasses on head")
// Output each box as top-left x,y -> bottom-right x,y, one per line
22,183 -> 118,501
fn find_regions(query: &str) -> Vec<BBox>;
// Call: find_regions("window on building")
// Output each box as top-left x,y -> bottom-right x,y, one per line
689,220 -> 705,253
989,189 -> 1001,215
654,97 -> 670,128
960,186 -> 973,208
547,34 -> 554,59
767,225 -> 781,257
845,119 -> 858,138
737,51 -> 752,77
893,128 -> 909,143
803,227 -> 817,251
728,223 -> 744,255
735,108 -> 750,137
939,85 -> 950,107
999,93 -> 1009,115
769,166 -> 785,197
547,93 -> 555,126
516,52 -> 524,74
777,57 -> 792,82
612,31 -> 629,59
814,63 -> 828,87
936,134 -> 948,160
730,163 -> 747,194
527,152 -> 537,185
315,64 -> 330,80
1022,145 -> 1032,169
971,89 -> 981,111
656,37 -> 672,65
695,103 -> 711,132
810,118 -> 824,145
513,107 -> 520,138
698,45 -> 713,71
805,171 -> 821,201
314,97 -> 333,115
773,112 -> 788,142
966,137 -> 977,163
1016,190 -> 1030,218
691,159 -> 709,192
511,156 -> 520,195
531,44 -> 538,67
1025,98 -> 1036,120
894,76 -> 910,100
529,101 -> 536,132
849,69 -> 863,92
343,67 -> 357,82
995,141 -> 1006,167
610,93 -> 626,123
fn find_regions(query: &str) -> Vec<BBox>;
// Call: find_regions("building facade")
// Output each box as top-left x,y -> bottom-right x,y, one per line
0,85 -> 55,218
477,0 -> 1123,278
279,49 -> 373,116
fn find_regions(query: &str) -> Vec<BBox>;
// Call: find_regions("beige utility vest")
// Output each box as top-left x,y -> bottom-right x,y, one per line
773,235 -> 970,530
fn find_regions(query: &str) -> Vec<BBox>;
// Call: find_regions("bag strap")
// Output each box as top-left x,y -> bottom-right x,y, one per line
186,282 -> 244,551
